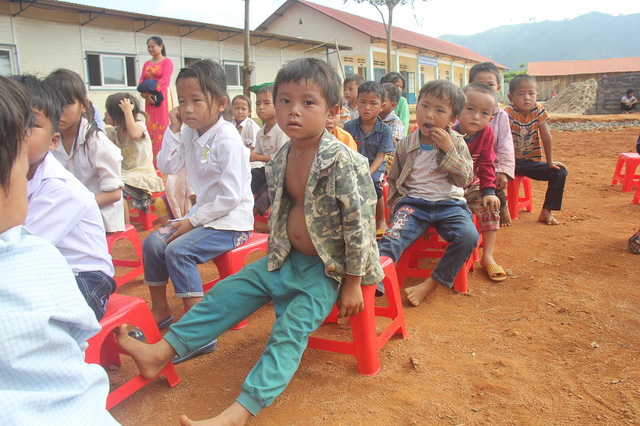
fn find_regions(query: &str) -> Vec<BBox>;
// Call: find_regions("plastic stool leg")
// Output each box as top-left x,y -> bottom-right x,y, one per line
349,285 -> 380,376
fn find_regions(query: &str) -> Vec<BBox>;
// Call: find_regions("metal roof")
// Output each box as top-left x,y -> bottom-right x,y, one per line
529,57 -> 640,76
257,0 -> 508,69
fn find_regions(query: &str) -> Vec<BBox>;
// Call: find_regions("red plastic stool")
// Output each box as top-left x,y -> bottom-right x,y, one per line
612,153 -> 640,192
107,224 -> 144,288
634,183 -> 640,204
395,226 -> 476,293
255,208 -> 269,224
507,175 -> 533,219
203,232 -> 269,329
129,203 -> 160,231
307,256 -> 407,376
85,293 -> 180,410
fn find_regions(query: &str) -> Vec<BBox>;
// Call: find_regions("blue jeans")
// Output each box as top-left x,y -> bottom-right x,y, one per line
142,225 -> 251,298
75,271 -> 116,321
164,250 -> 339,416
378,197 -> 479,289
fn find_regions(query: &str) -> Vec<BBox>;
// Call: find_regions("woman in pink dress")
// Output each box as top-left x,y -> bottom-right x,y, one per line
139,36 -> 173,158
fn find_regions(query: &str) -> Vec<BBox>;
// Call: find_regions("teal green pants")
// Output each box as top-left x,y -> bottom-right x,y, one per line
164,250 -> 340,416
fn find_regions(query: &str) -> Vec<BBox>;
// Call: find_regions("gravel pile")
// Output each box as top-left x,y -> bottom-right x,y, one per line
549,120 -> 640,132
544,79 -> 598,115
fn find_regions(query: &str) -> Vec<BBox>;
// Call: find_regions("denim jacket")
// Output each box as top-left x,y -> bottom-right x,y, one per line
265,130 -> 384,286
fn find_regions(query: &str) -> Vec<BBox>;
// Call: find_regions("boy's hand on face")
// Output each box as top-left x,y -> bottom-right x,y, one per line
431,127 -> 453,152
482,194 -> 501,212
169,107 -> 182,133
495,172 -> 509,190
167,218 -> 194,243
547,160 -> 566,170
337,275 -> 364,318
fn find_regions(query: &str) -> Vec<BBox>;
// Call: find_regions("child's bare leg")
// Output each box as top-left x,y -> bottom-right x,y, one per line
179,402 -> 252,426
538,208 -> 559,225
375,197 -> 387,231
149,285 -> 173,323
404,276 -> 438,306
500,207 -> 511,227
114,324 -> 177,379
479,229 -> 498,267
123,198 -> 130,224
183,296 -> 203,313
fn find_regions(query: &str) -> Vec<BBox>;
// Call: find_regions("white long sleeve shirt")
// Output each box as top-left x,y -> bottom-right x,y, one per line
157,117 -> 254,231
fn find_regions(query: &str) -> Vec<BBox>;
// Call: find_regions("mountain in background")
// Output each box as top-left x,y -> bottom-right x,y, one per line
439,12 -> 640,70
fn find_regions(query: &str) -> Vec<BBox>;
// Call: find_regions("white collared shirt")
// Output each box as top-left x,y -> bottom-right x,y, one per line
234,116 -> 260,149
158,117 -> 254,231
51,118 -> 125,232
252,123 -> 289,168
26,153 -> 114,276
0,226 -> 117,425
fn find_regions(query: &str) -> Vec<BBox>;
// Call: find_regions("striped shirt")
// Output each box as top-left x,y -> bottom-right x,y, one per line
504,102 -> 549,161
382,111 -> 405,146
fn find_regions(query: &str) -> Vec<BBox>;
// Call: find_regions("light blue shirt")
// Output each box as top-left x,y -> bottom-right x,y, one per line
0,226 -> 117,424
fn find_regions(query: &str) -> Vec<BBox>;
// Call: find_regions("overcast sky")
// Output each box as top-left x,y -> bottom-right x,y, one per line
70,0 -> 640,38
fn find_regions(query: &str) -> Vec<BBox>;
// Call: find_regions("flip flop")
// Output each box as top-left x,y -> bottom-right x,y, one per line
172,338 -> 217,364
483,264 -> 507,282
128,315 -> 175,341
629,231 -> 640,254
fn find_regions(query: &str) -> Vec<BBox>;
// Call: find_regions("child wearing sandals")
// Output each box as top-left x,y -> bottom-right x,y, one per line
116,57 -> 382,424
104,93 -> 164,221
453,83 -> 506,282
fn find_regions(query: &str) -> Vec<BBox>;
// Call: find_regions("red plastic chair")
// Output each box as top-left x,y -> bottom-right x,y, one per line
395,226 -> 476,293
85,293 -> 180,410
506,175 -> 533,220
128,170 -> 165,231
203,232 -> 269,330
634,183 -> 640,204
307,256 -> 407,376
106,224 -> 144,288
612,153 -> 640,192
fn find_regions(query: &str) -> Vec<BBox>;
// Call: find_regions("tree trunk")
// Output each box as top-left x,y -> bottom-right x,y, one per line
242,0 -> 253,97
386,5 -> 393,73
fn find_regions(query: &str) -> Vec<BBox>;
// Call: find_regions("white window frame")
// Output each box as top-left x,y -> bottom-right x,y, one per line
99,54 -> 128,87
223,60 -> 255,89
0,44 -> 18,76
86,52 -> 137,89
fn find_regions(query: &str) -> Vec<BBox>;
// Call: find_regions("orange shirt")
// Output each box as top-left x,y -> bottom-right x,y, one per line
332,126 -> 358,151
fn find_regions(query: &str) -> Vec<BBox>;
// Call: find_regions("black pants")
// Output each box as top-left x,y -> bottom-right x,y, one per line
515,159 -> 567,211
251,167 -> 267,194
75,271 -> 117,321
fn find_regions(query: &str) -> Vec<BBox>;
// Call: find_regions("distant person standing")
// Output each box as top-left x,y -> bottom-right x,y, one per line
139,36 -> 174,158
621,89 -> 637,113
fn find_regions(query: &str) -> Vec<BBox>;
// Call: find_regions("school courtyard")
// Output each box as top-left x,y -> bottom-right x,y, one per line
108,113 -> 640,424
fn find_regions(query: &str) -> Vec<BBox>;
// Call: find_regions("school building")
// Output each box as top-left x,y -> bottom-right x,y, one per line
0,0 -> 351,111
529,57 -> 640,114
257,0 -> 508,104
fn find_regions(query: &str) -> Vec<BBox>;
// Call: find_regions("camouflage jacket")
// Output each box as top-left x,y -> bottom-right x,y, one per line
265,130 -> 384,286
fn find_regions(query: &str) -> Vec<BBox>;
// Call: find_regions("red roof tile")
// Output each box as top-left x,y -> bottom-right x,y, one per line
258,0 -> 507,69
529,57 -> 640,77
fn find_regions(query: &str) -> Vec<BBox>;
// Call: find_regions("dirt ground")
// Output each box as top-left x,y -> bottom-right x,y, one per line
108,113 -> 640,425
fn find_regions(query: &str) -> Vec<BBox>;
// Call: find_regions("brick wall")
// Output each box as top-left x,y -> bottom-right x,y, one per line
594,72 -> 640,114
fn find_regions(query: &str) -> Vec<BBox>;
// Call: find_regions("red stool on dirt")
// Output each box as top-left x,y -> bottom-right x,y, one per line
612,153 -> 640,192
395,226 -> 476,293
107,224 -> 144,288
203,232 -> 270,329
128,170 -> 165,230
633,183 -> 640,204
507,175 -> 533,219
307,256 -> 407,376
85,293 -> 181,410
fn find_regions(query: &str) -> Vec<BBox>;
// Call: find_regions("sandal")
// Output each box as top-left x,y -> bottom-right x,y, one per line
483,264 -> 507,282
629,230 -> 640,254
128,315 -> 175,341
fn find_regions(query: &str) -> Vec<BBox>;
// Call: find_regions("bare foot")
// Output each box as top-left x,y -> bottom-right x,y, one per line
114,324 -> 176,379
500,208 -> 511,227
538,209 -> 559,225
404,277 -> 438,306
180,402 -> 252,425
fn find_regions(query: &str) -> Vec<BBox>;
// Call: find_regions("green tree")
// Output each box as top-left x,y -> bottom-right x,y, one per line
504,63 -> 527,84
346,0 -> 427,73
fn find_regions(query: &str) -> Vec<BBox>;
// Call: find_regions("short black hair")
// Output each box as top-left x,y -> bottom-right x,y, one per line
382,82 -> 400,104
509,74 -> 537,94
232,94 -> 252,111
469,62 -> 500,86
627,89 -> 635,96
256,85 -> 274,97
463,82 -> 497,108
273,58 -> 341,110
343,73 -> 364,88
380,72 -> 405,89
418,79 -> 465,118
358,81 -> 385,101
12,74 -> 63,133
0,76 -> 33,192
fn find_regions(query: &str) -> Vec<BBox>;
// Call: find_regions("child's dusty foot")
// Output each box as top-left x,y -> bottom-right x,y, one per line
538,209 -> 559,225
180,402 -> 252,425
114,324 -> 175,379
500,208 -> 511,227
404,277 -> 438,306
